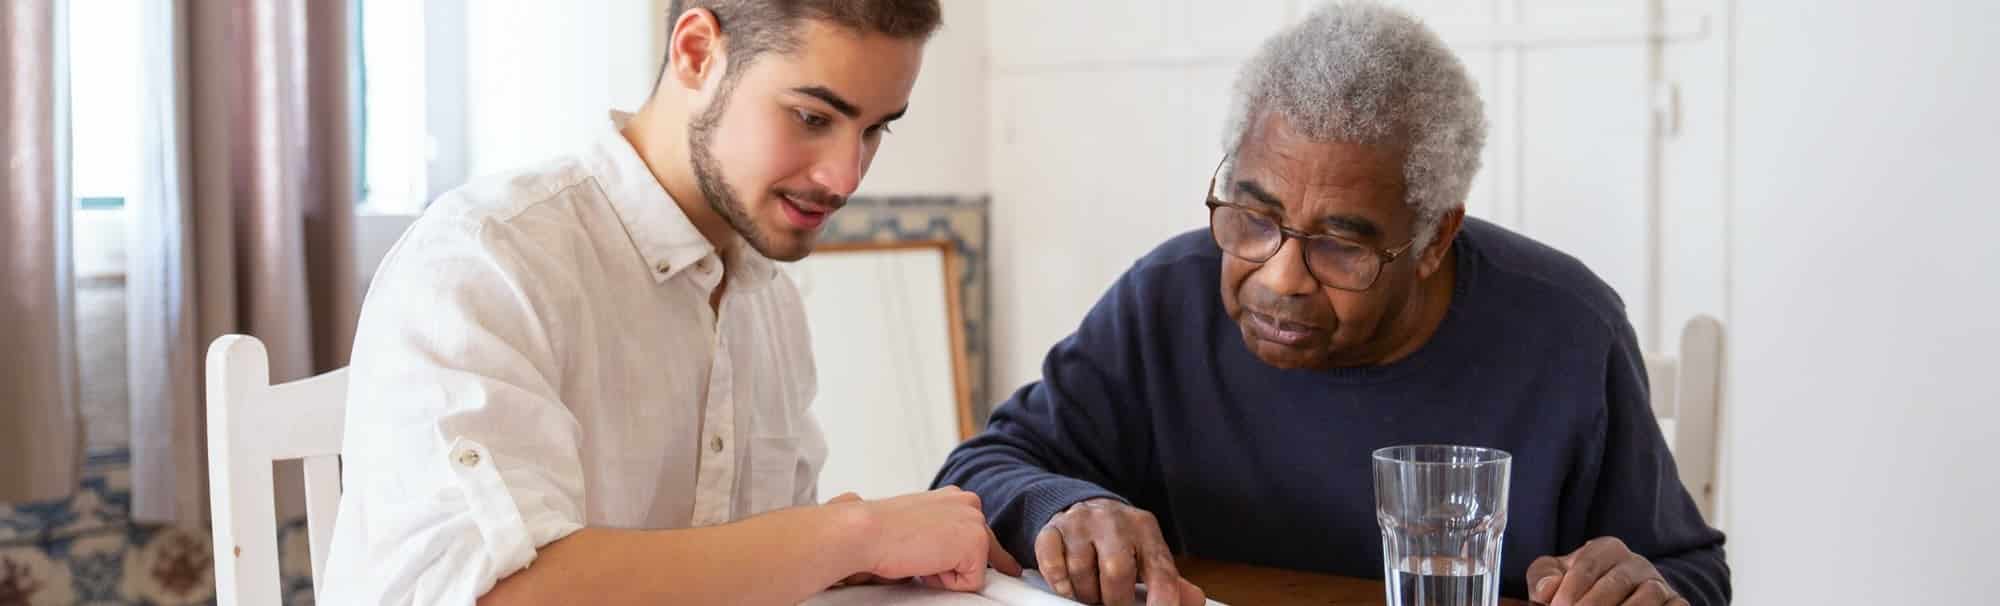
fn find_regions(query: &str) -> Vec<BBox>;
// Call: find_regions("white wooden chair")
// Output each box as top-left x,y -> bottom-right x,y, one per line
205,335 -> 347,606
1642,315 -> 1725,524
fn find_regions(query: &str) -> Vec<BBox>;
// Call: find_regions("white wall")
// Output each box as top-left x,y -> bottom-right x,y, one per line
1727,2 -> 2000,604
461,0 -> 657,178
984,0 -> 1282,395
856,2 -> 988,197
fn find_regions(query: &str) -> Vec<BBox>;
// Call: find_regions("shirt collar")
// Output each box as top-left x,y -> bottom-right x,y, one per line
591,111 -> 776,288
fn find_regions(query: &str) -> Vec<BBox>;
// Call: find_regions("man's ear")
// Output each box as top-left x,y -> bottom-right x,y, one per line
1416,207 -> 1465,278
665,8 -> 725,93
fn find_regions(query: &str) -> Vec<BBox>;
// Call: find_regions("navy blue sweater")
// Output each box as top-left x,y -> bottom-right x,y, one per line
935,218 -> 1729,604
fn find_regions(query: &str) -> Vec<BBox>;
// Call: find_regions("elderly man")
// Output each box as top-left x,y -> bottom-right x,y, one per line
935,3 -> 1729,606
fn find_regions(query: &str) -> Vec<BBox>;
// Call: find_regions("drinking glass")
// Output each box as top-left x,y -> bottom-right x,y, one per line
1373,445 -> 1512,606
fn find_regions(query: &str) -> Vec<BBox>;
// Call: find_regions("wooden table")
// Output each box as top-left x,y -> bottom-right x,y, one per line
1177,558 -> 1530,606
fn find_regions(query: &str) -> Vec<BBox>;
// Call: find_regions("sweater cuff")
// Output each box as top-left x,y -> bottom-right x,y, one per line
1652,553 -> 1730,606
1010,477 -> 1128,567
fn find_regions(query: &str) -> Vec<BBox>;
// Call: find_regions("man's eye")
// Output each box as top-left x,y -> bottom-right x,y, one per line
1315,238 -> 1368,258
795,110 -> 830,129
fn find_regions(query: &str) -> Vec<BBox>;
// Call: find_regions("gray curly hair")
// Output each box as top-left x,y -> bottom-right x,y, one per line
1224,1 -> 1487,251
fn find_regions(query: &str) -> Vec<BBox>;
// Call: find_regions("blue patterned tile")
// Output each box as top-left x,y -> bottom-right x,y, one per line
65,532 -> 128,603
0,501 -> 79,544
0,448 -> 300,605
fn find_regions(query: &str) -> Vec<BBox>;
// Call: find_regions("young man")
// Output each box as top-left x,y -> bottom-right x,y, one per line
320,2 -> 1015,604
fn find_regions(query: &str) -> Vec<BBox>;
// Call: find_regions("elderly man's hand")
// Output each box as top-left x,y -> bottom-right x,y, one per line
1526,537 -> 1685,606
1034,499 -> 1206,606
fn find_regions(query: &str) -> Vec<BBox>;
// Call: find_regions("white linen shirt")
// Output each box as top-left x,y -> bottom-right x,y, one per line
319,115 -> 826,604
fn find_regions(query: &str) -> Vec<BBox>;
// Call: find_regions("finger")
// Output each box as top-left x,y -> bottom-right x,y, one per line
1574,557 -> 1650,606
1173,578 -> 1208,606
1135,540 -> 1185,606
1035,527 -> 1075,598
1139,564 -> 1181,606
1526,555 -> 1566,604
1552,546 -> 1619,606
989,528 -> 1024,576
826,491 -> 862,505
917,574 -> 945,590
1617,578 -> 1675,606
1065,529 -> 1104,604
940,485 -> 981,508
944,558 -> 987,592
1096,540 -> 1139,606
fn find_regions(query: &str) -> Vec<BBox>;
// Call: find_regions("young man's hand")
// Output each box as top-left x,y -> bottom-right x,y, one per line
834,487 -> 1022,591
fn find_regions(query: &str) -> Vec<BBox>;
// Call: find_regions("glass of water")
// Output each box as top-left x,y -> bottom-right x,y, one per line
1373,445 -> 1512,606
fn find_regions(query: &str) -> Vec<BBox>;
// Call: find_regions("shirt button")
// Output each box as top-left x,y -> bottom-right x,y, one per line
655,261 -> 671,274
709,436 -> 725,453
453,447 -> 482,467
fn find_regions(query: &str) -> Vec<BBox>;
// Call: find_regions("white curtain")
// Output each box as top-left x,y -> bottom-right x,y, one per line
126,0 -> 359,525
0,0 -> 84,504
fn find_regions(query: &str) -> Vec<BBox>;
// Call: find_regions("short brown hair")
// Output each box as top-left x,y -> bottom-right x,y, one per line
661,0 -> 942,86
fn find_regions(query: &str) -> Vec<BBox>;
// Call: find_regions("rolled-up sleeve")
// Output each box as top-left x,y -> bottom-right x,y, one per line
319,213 -> 587,605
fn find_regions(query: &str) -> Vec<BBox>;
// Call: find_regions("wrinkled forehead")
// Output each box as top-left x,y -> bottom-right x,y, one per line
1220,114 -> 1414,239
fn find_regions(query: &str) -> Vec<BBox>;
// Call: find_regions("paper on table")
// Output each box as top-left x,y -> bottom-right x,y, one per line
802,581 -> 1003,606
980,571 -> 1088,605
1010,570 -> 1228,606
800,570 -> 1228,606
801,572 -> 1073,606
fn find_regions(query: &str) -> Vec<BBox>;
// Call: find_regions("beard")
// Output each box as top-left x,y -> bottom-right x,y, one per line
686,77 -> 789,260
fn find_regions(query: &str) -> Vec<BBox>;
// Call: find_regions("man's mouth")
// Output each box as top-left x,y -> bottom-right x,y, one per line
778,192 -> 839,229
1245,310 -> 1323,347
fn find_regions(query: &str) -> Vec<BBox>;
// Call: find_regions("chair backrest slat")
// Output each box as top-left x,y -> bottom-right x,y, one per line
1673,316 -> 1725,524
1642,316 -> 1726,526
301,454 -> 343,586
205,335 -> 348,605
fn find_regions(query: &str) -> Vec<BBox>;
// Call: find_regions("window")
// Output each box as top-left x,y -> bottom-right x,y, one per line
66,1 -> 629,218
64,0 -> 437,215
68,0 -> 141,212
359,0 -> 434,214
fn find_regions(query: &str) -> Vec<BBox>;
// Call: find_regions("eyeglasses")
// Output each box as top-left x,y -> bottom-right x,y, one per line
1204,156 -> 1417,292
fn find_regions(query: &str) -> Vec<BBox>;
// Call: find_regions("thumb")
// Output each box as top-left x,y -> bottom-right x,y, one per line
987,529 -> 1024,576
1526,555 -> 1566,604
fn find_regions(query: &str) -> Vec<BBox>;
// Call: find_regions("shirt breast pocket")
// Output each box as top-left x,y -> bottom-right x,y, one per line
747,435 -> 806,514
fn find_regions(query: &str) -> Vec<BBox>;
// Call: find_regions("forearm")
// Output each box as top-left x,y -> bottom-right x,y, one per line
479,504 -> 871,606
